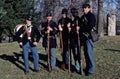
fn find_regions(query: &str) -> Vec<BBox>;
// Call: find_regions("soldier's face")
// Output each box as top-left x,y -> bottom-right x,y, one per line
26,20 -> 31,25
62,14 -> 67,18
47,16 -> 52,21
83,7 -> 90,14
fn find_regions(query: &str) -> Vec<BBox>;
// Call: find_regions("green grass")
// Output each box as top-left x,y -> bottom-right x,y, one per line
0,36 -> 120,79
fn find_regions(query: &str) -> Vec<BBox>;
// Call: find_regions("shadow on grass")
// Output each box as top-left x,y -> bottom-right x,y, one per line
0,52 -> 75,72
38,53 -> 75,72
0,52 -> 37,72
104,49 -> 120,53
38,53 -> 64,71
38,53 -> 47,70
0,52 -> 25,72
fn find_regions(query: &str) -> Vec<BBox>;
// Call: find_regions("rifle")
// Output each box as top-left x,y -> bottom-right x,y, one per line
67,22 -> 71,73
60,19 -> 64,56
59,19 -> 65,71
47,22 -> 51,72
68,36 -> 71,73
76,20 -> 83,75
60,31 -> 63,55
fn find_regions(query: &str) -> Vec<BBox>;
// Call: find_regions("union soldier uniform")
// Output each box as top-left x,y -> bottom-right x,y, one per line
58,8 -> 72,70
41,12 -> 58,71
15,15 -> 41,74
70,8 -> 81,73
80,4 -> 96,75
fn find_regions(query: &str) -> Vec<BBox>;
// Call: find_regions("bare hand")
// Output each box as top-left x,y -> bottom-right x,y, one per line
47,30 -> 50,34
67,23 -> 71,28
33,42 -> 37,45
47,26 -> 53,31
58,24 -> 63,31
76,26 -> 80,34
68,27 -> 71,32
19,42 -> 23,46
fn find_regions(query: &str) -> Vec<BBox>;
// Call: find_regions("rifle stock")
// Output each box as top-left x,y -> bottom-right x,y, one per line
47,22 -> 51,72
60,31 -> 63,55
68,37 -> 71,73
47,32 -> 51,71
68,23 -> 71,73
76,20 -> 83,75
77,33 -> 83,75
76,19 -> 83,74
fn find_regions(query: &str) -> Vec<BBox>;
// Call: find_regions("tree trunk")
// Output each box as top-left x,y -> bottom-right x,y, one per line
97,0 -> 104,37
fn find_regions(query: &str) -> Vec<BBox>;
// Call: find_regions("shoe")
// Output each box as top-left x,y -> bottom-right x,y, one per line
51,69 -> 57,73
83,69 -> 94,76
34,70 -> 40,73
85,72 -> 94,76
25,71 -> 29,75
65,64 -> 69,69
76,70 -> 80,73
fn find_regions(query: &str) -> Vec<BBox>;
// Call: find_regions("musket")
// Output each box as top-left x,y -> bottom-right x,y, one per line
47,22 -> 51,72
59,19 -> 65,71
76,20 -> 83,75
68,37 -> 71,73
60,19 -> 64,56
67,22 -> 71,73
60,31 -> 64,54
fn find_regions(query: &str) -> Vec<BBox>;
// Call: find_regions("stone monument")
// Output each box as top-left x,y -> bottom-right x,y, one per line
107,12 -> 116,36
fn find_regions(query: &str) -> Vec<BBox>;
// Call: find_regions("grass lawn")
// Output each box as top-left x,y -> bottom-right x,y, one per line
0,36 -> 120,79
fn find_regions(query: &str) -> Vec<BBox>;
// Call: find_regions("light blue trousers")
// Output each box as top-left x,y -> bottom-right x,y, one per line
22,42 -> 39,72
84,39 -> 95,74
46,48 -> 56,70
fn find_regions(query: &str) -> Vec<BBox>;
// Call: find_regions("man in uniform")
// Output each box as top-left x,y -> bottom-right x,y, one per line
58,8 -> 72,70
70,8 -> 81,73
41,12 -> 58,71
16,15 -> 41,74
80,4 -> 96,76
